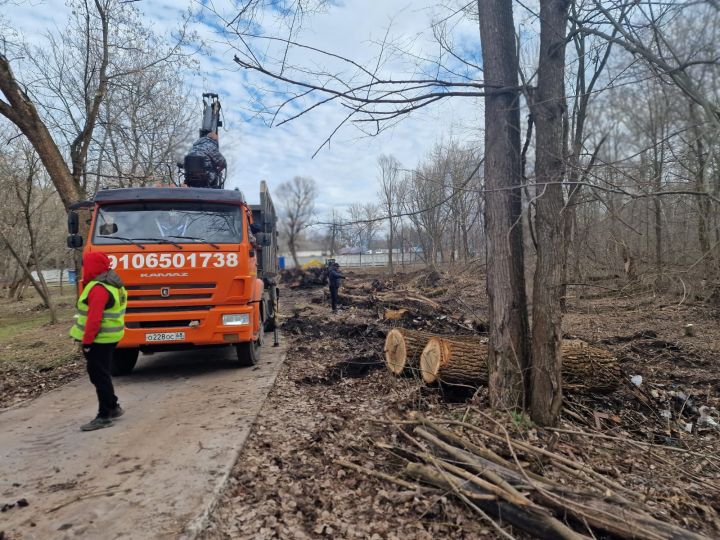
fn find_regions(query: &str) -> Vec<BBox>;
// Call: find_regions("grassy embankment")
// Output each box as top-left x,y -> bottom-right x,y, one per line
0,287 -> 82,407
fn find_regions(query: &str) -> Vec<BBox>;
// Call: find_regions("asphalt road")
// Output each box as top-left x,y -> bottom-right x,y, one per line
0,339 -> 286,539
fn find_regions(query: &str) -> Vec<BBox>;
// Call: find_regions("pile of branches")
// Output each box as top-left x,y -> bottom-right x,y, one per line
341,413 -> 711,540
280,267 -> 327,289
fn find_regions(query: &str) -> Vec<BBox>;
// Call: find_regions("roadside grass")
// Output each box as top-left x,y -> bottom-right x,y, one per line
0,287 -> 84,407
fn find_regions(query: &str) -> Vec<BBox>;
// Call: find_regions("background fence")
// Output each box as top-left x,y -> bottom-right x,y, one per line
282,252 -> 425,269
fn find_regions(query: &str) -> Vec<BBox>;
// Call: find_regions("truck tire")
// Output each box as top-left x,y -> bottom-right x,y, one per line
112,348 -> 139,376
235,340 -> 258,367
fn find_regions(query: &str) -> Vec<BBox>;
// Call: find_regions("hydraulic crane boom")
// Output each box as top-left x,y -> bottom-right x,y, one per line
200,93 -> 222,137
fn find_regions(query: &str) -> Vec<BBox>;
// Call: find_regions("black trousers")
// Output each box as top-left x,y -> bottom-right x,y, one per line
84,343 -> 119,418
329,285 -> 339,311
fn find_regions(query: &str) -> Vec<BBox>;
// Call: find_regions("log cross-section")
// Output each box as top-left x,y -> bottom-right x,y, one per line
384,328 -> 484,376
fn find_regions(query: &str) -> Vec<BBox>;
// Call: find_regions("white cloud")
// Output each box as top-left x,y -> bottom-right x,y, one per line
6,0 -> 484,218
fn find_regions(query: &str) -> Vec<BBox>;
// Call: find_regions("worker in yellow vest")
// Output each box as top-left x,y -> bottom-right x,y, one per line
69,252 -> 128,431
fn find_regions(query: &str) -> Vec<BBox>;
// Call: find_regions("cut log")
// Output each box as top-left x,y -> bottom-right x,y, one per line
384,328 -> 483,376
420,338 -> 488,385
383,308 -> 409,320
561,340 -> 622,393
420,337 -> 620,392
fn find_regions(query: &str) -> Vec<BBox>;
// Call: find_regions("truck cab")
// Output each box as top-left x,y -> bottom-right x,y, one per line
67,184 -> 278,374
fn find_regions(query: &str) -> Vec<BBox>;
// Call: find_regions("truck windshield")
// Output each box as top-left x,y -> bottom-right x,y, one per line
92,202 -> 243,245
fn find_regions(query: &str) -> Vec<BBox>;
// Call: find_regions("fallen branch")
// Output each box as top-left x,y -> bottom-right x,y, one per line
336,459 -> 422,491
375,414 -> 711,539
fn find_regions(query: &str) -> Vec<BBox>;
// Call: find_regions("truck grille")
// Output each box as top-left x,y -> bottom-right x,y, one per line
125,283 -> 216,302
126,283 -> 215,290
126,320 -> 194,329
126,305 -> 212,314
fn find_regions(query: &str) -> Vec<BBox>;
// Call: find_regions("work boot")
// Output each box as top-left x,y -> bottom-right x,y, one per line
81,416 -> 113,431
109,405 -> 124,419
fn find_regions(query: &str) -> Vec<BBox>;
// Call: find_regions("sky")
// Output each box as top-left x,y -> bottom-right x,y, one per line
6,0 -> 484,217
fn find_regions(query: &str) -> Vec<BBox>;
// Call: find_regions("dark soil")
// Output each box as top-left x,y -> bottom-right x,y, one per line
201,268 -> 720,539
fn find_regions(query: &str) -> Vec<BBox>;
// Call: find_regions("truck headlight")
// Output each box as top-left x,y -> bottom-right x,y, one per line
222,313 -> 250,326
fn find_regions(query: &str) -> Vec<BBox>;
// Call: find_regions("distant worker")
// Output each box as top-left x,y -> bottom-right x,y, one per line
184,131 -> 227,188
328,262 -> 346,313
156,209 -> 189,237
69,252 -> 128,431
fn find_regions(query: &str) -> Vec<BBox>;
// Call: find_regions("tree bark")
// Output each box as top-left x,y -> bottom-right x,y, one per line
0,56 -> 84,210
529,0 -> 570,426
421,338 -> 488,385
420,337 -> 619,392
388,219 -> 394,276
384,328 -> 483,375
477,0 -> 530,410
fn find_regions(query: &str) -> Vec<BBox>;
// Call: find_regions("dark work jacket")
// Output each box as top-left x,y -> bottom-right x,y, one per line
328,268 -> 345,288
188,136 -> 227,172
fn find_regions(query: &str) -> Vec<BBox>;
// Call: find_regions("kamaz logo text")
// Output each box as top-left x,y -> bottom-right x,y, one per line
140,272 -> 189,278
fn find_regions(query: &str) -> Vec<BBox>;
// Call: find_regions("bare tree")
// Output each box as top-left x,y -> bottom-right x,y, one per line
277,176 -> 317,267
377,154 -> 402,275
0,0 -> 194,209
0,140 -> 66,322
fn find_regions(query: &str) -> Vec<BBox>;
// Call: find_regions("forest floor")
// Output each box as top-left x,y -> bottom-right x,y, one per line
0,288 -> 82,409
2,268 -> 719,538
201,265 -> 720,539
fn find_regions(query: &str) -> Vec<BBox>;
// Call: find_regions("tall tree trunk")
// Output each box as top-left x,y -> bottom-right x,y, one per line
478,0 -> 530,410
653,146 -> 663,272
388,217 -> 394,276
0,56 -> 84,210
654,196 -> 662,270
289,232 -> 300,268
694,135 -> 712,274
530,0 -> 570,426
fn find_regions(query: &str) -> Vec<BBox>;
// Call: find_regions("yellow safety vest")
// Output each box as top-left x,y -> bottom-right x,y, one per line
69,280 -> 127,343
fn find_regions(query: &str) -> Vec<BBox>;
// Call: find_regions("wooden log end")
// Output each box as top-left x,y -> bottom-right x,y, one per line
420,338 -> 444,383
385,328 -> 408,375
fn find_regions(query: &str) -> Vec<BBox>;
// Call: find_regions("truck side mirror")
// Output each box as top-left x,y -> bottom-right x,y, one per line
67,234 -> 83,249
68,211 -> 79,234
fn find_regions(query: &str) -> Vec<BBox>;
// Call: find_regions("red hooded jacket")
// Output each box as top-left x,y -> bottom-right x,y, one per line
81,252 -> 113,345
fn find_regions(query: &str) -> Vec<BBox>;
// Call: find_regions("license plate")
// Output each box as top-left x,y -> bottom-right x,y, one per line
145,332 -> 185,342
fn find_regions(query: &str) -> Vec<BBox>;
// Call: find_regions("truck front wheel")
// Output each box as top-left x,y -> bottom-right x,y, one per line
235,340 -> 258,367
112,348 -> 139,376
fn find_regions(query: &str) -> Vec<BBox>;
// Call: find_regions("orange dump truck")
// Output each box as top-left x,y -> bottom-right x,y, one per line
67,181 -> 278,374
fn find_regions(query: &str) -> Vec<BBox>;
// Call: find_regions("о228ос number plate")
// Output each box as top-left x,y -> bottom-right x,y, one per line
145,332 -> 185,342
108,252 -> 239,270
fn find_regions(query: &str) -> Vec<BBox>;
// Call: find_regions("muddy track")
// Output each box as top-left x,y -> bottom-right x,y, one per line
0,342 -> 286,540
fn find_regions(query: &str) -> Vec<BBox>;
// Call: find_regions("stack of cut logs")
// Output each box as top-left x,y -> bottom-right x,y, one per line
384,328 -> 621,392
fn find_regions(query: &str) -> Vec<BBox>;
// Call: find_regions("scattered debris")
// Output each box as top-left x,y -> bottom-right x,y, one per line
203,268 -> 720,539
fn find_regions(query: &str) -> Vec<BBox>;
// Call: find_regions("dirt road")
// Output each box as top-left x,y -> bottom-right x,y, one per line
0,341 -> 286,540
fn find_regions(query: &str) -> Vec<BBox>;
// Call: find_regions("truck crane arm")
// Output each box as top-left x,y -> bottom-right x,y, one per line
200,93 -> 222,137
